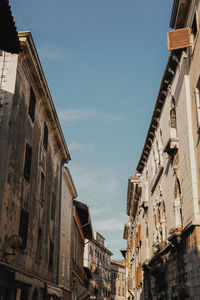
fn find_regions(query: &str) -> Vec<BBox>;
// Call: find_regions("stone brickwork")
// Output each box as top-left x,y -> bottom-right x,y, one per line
0,32 -> 70,299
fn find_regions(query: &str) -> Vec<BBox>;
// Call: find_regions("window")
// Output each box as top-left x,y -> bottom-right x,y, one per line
191,12 -> 198,44
36,228 -> 42,261
40,172 -> 45,202
19,209 -> 29,249
49,239 -> 54,269
28,87 -> 36,122
170,97 -> 177,129
43,122 -> 48,151
24,143 -> 32,181
15,289 -> 28,300
51,192 -> 56,220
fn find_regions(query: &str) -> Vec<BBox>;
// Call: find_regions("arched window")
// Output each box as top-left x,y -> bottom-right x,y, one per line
174,177 -> 182,228
160,201 -> 167,241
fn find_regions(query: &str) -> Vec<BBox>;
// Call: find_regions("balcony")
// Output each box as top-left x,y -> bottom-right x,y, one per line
164,137 -> 179,159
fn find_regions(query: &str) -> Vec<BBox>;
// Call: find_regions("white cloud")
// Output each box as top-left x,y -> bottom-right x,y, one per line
93,218 -> 126,231
70,164 -> 121,204
58,108 -> 123,124
68,163 -> 128,258
38,45 -> 66,62
69,141 -> 95,152
89,208 -> 102,216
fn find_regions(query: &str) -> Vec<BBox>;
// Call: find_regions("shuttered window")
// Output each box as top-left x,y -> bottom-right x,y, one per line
43,122 -> 48,151
49,239 -> 54,269
28,87 -> 36,122
40,172 -> 45,202
51,192 -> 56,220
19,209 -> 29,249
36,228 -> 42,260
24,143 -> 32,181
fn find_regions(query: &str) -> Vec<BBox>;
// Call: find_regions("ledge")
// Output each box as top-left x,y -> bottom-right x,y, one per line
164,137 -> 179,158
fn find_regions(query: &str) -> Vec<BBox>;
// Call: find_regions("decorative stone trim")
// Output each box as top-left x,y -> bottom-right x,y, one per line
150,166 -> 164,194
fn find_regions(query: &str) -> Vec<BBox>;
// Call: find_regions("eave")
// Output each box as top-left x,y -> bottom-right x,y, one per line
136,50 -> 182,174
18,31 -> 70,162
170,0 -> 191,29
0,0 -> 21,53
73,200 -> 93,240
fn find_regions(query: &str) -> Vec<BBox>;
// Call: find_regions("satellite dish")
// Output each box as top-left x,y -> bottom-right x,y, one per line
8,235 -> 22,250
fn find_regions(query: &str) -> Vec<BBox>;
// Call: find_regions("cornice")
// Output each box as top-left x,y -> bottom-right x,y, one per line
136,50 -> 182,174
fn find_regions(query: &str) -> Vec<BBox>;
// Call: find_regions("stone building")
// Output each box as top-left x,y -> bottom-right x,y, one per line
124,0 -> 200,299
84,232 -> 113,299
0,31 -> 71,299
59,167 -> 78,300
110,260 -> 126,300
72,200 -> 93,300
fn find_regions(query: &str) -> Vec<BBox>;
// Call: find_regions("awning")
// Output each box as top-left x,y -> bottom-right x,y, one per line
47,284 -> 62,297
14,272 -> 44,288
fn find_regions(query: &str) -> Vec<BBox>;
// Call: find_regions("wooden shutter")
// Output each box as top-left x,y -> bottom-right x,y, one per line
139,262 -> 142,284
130,234 -> 133,251
28,87 -> 36,122
138,224 -> 141,242
19,209 -> 29,249
167,27 -> 192,51
24,143 -> 32,181
43,122 -> 48,150
135,232 -> 139,249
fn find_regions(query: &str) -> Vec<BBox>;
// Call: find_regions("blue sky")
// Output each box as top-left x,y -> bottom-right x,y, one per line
10,0 -> 173,259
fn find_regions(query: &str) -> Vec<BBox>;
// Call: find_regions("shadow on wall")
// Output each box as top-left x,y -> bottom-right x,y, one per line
139,233 -> 199,300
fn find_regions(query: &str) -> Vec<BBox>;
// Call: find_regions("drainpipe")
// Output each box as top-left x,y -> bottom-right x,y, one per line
56,158 -> 69,286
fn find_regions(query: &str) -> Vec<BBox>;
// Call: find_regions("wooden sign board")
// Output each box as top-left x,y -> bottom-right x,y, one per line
167,27 -> 192,51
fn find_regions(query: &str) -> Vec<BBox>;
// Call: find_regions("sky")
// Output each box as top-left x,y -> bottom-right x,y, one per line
10,0 -> 174,259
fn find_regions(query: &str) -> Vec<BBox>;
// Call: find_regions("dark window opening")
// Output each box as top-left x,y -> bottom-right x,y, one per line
36,228 -> 42,261
28,87 -> 36,122
24,143 -> 32,181
40,172 -> 45,202
49,239 -> 54,269
43,122 -> 48,151
192,13 -> 198,40
51,192 -> 56,220
19,209 -> 29,249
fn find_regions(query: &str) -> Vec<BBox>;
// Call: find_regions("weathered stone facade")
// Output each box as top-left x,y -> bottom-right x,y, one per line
72,200 -> 93,300
124,1 -> 200,299
84,232 -> 113,299
110,260 -> 126,300
0,32 -> 71,299
59,167 -> 77,300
